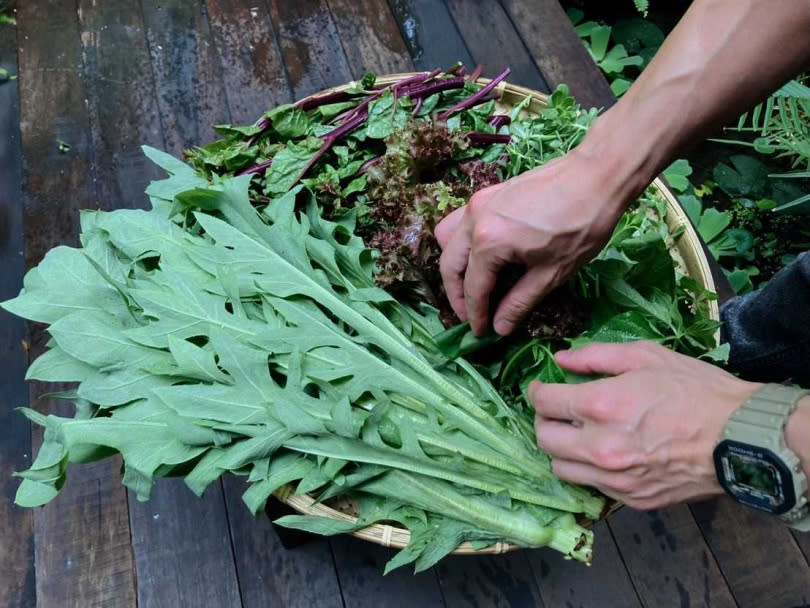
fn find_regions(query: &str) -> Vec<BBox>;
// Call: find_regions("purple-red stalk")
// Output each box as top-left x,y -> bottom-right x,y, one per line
296,90 -> 353,111
443,62 -> 465,76
238,158 -> 273,176
466,132 -> 512,145
438,67 -> 510,120
412,97 -> 423,116
358,156 -> 382,175
467,65 -> 483,82
331,70 -> 441,125
290,110 -> 369,185
390,69 -> 442,92
488,115 -> 511,128
248,90 -> 357,145
402,77 -> 465,100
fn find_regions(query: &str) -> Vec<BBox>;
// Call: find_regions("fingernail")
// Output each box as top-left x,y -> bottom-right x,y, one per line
493,319 -> 511,335
554,349 -> 573,362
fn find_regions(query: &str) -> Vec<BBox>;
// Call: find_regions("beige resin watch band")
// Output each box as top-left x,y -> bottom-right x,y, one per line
722,384 -> 810,530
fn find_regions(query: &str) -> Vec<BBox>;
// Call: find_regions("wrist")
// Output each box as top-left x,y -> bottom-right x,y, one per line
703,379 -> 763,494
574,104 -> 668,211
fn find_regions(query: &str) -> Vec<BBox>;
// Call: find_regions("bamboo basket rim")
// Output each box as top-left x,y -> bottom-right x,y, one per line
271,72 -> 720,555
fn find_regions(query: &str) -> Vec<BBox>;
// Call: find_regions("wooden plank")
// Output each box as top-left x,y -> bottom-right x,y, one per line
330,536 -> 445,608
224,477 -> 344,608
0,16 -> 36,608
793,530 -> 810,565
499,0 -> 613,109
140,0 -> 230,154
527,521 -> 642,608
205,0 -> 291,125
31,445 -> 137,607
386,0 -> 475,72
435,553 -> 544,608
267,0 -> 354,100
326,0 -> 414,77
76,0 -> 166,210
443,0 -> 548,91
608,505 -> 737,608
691,497 -> 810,607
76,3 -> 245,606
128,480 -> 242,608
16,2 -> 138,605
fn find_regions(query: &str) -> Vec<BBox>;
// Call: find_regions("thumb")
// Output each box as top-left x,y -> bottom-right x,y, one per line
554,341 -> 661,376
492,266 -> 556,336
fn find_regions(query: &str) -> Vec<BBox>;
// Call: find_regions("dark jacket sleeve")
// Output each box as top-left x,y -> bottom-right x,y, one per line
721,251 -> 810,387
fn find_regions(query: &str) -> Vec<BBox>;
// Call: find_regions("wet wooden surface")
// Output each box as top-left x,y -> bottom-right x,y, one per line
0,1 -> 801,607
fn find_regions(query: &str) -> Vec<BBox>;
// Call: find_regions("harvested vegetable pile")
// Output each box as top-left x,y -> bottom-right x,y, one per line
3,66 -> 722,572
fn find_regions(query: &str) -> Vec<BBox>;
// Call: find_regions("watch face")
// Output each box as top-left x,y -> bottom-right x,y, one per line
713,440 -> 796,515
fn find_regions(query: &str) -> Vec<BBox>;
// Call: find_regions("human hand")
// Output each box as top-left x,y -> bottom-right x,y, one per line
435,151 -> 627,337
530,341 -> 761,510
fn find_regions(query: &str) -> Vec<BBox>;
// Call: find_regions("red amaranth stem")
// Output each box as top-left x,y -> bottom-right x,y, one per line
387,69 -> 442,92
443,62 -> 465,76
247,90 -> 360,146
238,158 -> 273,176
358,156 -> 382,175
466,132 -> 512,145
291,110 -> 369,185
439,67 -> 510,121
296,90 -> 353,111
402,77 -> 465,100
488,115 -> 511,129
468,65 -> 483,82
240,68 -> 486,179
333,70 -> 443,124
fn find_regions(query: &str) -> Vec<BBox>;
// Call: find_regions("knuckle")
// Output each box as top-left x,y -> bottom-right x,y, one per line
584,395 -> 613,421
471,222 -> 498,248
611,474 -> 638,495
592,439 -> 630,471
466,192 -> 489,216
439,252 -> 464,280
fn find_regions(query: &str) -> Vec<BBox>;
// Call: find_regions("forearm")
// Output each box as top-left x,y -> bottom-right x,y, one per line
575,0 -> 810,210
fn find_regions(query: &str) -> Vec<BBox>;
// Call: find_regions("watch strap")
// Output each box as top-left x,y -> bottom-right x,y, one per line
723,384 -> 808,449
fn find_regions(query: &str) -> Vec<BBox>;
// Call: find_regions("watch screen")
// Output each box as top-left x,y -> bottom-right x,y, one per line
728,454 -> 779,496
714,439 -> 796,515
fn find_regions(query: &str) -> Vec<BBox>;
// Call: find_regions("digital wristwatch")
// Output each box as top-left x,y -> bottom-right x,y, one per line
713,383 -> 810,531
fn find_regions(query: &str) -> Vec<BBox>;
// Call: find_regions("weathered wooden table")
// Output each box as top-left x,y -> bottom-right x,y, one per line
1,1 -> 809,606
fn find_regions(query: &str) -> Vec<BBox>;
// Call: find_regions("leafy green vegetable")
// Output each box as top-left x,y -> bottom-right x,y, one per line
4,152 -> 602,569
3,67 -> 721,573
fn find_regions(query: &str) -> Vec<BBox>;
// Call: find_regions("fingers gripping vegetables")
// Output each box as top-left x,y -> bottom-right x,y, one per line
3,67 -> 720,573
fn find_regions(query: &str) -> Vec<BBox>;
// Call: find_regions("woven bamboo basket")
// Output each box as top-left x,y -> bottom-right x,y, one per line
270,73 -> 720,555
